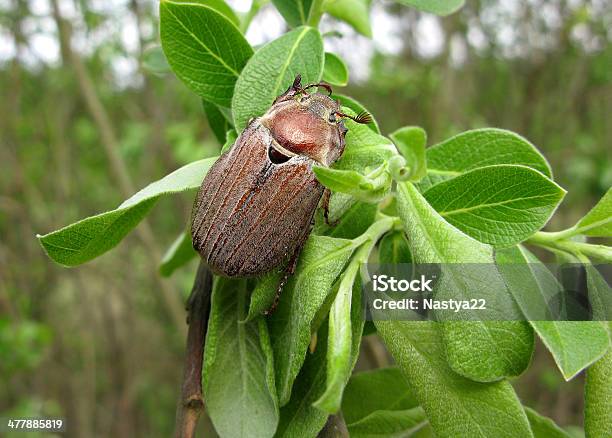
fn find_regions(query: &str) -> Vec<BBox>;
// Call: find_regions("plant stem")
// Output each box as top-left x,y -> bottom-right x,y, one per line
307,0 -> 326,27
532,226 -> 580,242
352,216 -> 399,249
174,261 -> 213,438
527,232 -> 612,263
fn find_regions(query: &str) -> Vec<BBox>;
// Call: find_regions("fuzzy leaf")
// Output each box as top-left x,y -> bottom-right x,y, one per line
312,166 -> 391,203
313,194 -> 378,239
334,113 -> 397,173
348,407 -> 428,438
376,321 -> 533,437
272,0 -> 314,27
160,0 -> 252,107
389,126 -> 427,182
585,323 -> 612,438
497,246 -> 610,380
203,278 -> 279,438
378,231 -> 412,264
38,158 -> 216,266
268,235 -> 356,405
575,188 -> 612,237
275,325 -> 329,437
324,0 -> 372,37
393,0 -> 464,16
141,45 -> 170,76
342,368 -> 419,425
419,128 -> 552,191
396,181 -> 534,381
159,230 -> 196,276
202,100 -> 232,145
323,52 -> 349,86
313,250 -> 369,413
232,26 -> 324,131
424,165 -> 566,247
525,407 -> 573,438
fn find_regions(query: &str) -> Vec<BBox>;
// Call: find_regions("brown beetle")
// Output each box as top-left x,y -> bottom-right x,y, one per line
191,75 -> 370,312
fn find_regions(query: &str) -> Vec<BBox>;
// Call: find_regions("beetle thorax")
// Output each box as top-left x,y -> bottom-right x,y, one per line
261,95 -> 344,166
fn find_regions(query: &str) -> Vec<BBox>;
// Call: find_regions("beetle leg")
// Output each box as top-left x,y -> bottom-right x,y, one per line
263,224 -> 311,316
322,188 -> 339,227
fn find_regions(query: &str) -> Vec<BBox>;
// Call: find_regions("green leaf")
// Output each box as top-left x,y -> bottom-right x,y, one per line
348,407 -> 428,438
277,292 -> 367,436
496,246 -> 610,380
332,94 -> 380,133
271,0 -> 314,28
221,129 -> 238,153
393,0 -> 464,16
324,0 -> 372,37
244,271 -> 282,322
396,181 -> 534,382
575,188 -> 612,237
313,194 -> 378,239
159,230 -> 196,276
424,165 -> 566,248
268,235 -> 356,405
323,52 -> 349,86
232,27 -> 324,131
166,0 -> 241,26
584,262 -> 612,321
247,204 -> 379,322
195,0 -> 241,26
585,323 -> 612,438
38,158 -> 216,266
389,126 -> 427,182
270,217 -> 394,406
160,0 -> 253,107
342,367 -> 419,425
525,407 -> 573,438
202,100 -> 232,145
313,247 -> 367,413
313,167 -> 373,193
311,107 -> 391,238
141,45 -> 170,76
420,128 -> 552,191
334,112 -> 397,173
378,231 -> 412,264
312,165 -> 391,203
216,104 -> 234,124
203,278 -> 279,438
275,324 -> 329,437
376,321 -> 533,437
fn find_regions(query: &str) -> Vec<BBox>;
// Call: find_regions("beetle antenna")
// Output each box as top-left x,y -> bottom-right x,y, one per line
303,82 -> 333,96
336,111 -> 372,124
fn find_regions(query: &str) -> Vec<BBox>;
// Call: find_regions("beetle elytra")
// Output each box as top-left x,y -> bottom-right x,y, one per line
191,75 -> 371,312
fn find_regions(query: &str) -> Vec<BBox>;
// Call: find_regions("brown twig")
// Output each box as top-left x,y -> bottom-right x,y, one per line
174,261 -> 213,438
318,414 -> 349,438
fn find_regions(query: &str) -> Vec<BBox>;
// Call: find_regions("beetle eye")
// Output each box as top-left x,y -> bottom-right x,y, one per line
328,112 -> 337,123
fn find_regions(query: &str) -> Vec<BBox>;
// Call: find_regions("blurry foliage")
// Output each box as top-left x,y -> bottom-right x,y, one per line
0,0 -> 610,436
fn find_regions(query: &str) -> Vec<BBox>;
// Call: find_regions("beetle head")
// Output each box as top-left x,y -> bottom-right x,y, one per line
261,74 -> 371,166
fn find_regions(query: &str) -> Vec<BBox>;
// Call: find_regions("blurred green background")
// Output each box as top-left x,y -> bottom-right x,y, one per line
1,0 -> 610,436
